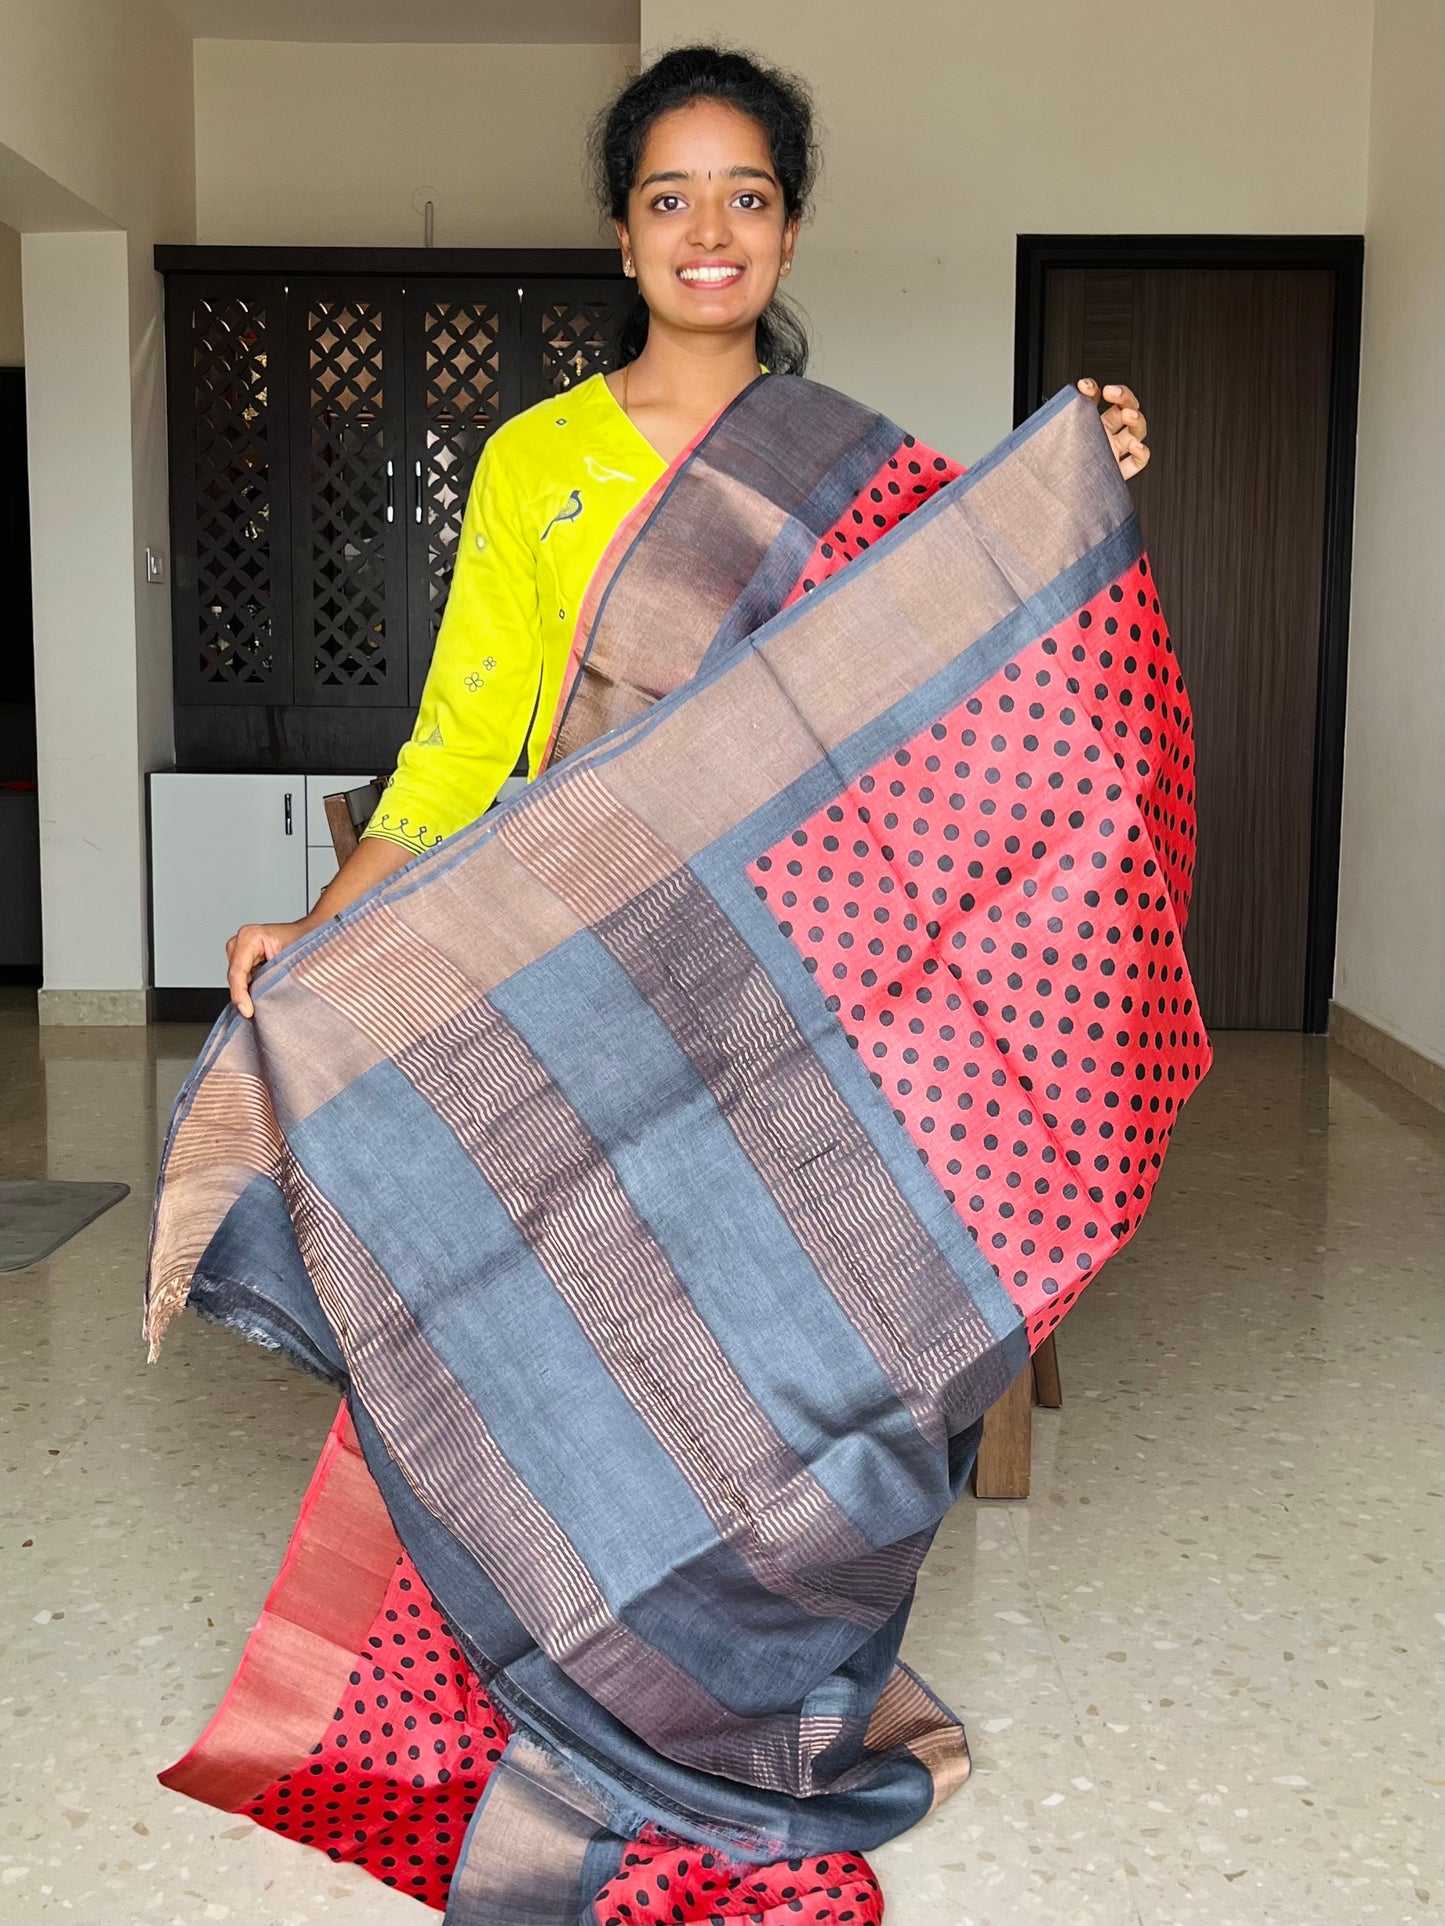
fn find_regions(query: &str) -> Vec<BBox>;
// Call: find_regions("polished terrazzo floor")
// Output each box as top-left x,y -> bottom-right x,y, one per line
0,987 -> 1440,1926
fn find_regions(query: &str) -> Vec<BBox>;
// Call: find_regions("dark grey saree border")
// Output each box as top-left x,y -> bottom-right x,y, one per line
550,373 -> 895,757
701,405 -> 910,659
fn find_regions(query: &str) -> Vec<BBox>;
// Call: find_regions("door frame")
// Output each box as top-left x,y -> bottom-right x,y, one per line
1013,234 -> 1363,1033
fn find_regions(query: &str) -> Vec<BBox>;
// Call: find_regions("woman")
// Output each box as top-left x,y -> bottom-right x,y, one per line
224,46 -> 1148,1019
158,46 -> 1192,1926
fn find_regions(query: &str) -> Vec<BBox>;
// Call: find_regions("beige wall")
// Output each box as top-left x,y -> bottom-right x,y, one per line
0,222 -> 20,363
640,0 -> 1373,459
0,0 -> 194,1008
194,40 -> 635,246
1334,0 -> 1444,1065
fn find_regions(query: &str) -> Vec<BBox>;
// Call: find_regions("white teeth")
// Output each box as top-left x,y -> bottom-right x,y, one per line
679,266 -> 741,283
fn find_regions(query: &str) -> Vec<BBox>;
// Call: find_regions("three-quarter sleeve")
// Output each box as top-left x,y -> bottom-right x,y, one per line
364,433 -> 542,855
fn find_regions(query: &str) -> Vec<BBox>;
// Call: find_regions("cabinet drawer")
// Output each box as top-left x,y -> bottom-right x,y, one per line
150,774 -> 308,988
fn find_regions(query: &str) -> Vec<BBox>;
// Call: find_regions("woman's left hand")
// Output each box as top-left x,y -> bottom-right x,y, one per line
1078,379 -> 1150,480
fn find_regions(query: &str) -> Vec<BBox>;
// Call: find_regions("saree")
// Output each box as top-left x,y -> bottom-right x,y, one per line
145,375 -> 1210,1921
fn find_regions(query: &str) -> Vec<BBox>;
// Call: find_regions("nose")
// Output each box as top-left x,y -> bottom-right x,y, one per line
685,189 -> 734,252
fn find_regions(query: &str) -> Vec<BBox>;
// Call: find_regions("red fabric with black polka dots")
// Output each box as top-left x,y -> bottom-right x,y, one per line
591,1825 -> 884,1925
243,1554 -> 509,1910
782,435 -> 965,606
241,1553 -> 886,1917
748,548 -> 1209,1350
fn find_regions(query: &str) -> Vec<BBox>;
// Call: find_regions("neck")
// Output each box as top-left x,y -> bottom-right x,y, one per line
622,322 -> 763,418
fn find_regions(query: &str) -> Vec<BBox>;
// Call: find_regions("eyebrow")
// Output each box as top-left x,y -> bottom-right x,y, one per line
637,164 -> 779,189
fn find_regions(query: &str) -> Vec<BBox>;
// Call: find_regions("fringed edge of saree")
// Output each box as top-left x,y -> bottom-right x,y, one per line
159,1403 -> 399,1811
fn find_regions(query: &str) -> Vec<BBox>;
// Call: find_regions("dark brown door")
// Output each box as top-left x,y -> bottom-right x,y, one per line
520,278 -> 634,407
1038,264 -> 1336,1028
167,276 -> 293,706
289,278 -> 410,709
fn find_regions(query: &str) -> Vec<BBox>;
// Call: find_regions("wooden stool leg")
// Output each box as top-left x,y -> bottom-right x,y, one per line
973,1365 -> 1033,1499
1031,1331 -> 1063,1409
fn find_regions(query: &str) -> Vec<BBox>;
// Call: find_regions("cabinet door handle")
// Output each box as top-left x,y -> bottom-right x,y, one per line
385,459 -> 395,524
284,791 -> 294,836
414,459 -> 423,524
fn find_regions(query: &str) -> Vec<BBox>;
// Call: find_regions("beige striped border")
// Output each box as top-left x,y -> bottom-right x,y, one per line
864,1664 -> 972,1812
146,1069 -> 282,1355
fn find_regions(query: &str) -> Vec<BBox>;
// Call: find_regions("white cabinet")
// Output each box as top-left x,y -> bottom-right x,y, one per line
149,771 -> 377,988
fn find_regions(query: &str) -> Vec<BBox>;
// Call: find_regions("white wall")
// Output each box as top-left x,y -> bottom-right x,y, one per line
0,222 -> 21,362
1334,0 -> 1444,1066
0,0 -> 194,1013
194,40 -> 635,246
640,0 -> 1373,459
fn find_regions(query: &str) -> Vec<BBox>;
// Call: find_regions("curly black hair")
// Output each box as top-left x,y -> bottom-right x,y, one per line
589,44 -> 819,374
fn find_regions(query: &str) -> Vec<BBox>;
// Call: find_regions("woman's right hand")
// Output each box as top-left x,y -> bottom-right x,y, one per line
222,833 -> 416,1019
226,920 -> 306,1018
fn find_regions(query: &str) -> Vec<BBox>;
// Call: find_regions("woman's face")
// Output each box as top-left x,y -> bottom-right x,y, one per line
617,99 -> 798,345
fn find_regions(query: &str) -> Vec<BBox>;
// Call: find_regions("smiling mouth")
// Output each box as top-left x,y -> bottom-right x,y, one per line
677,263 -> 745,286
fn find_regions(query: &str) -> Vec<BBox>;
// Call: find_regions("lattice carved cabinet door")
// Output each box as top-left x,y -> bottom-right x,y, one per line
403,281 -> 522,699
167,276 -> 292,704
520,279 -> 627,407
288,281 -> 409,707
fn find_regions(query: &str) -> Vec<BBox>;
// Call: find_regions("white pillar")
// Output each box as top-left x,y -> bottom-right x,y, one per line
22,230 -> 149,1022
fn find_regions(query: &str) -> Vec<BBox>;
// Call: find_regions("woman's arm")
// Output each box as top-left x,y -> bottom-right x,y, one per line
224,834 -> 411,1018
223,430 -> 543,1016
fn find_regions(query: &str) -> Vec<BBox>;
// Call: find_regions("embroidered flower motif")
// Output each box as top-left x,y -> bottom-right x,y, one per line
482,655 -> 497,671
464,672 -> 482,692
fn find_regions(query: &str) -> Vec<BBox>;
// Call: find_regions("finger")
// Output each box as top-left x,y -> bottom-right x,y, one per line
227,957 -> 255,1020
1076,377 -> 1101,402
227,932 -> 264,1018
1101,384 -> 1139,411
1119,444 -> 1150,480
1100,400 -> 1145,439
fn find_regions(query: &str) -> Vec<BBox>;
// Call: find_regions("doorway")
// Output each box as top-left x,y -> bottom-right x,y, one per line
1014,236 -> 1362,1031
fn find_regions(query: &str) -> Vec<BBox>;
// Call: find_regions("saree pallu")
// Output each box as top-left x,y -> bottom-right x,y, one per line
146,376 -> 1210,1921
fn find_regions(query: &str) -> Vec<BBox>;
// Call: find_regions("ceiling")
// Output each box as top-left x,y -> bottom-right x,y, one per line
162,0 -> 638,43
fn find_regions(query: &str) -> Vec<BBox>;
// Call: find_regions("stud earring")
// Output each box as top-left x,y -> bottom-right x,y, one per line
781,260 -> 792,276
624,257 -> 635,277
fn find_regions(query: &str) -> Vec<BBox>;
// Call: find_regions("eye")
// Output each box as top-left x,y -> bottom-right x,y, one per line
734,192 -> 768,210
651,193 -> 685,212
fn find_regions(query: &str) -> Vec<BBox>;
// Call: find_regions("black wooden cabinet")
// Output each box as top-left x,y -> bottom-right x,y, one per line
160,248 -> 630,770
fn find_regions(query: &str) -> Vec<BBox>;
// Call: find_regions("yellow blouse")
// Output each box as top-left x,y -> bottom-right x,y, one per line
365,373 -> 666,854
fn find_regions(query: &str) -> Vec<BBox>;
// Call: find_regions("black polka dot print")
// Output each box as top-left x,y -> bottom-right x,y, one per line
244,1553 -> 509,1910
239,1554 -> 888,1915
749,554 -> 1211,1350
591,1824 -> 883,1924
782,435 -> 966,605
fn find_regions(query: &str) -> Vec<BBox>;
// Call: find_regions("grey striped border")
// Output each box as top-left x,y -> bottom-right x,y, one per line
396,997 -> 916,1630
280,999 -> 912,1794
594,869 -> 1017,1445
295,885 -> 924,1632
